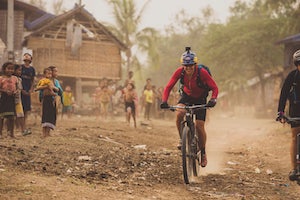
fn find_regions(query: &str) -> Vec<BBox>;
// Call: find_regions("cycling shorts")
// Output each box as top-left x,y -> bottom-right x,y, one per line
178,92 -> 207,121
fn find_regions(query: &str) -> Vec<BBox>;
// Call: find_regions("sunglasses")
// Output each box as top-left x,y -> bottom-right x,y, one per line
184,64 -> 194,68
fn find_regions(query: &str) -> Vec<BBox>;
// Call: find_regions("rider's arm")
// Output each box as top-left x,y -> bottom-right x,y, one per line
200,68 -> 218,99
162,68 -> 182,102
278,71 -> 294,113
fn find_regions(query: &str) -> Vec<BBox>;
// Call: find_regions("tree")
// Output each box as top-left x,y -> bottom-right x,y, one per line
200,0 -> 284,109
105,0 -> 159,80
147,9 -> 212,87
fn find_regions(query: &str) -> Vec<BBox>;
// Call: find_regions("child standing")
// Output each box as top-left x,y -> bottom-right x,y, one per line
14,64 -> 29,136
143,84 -> 153,120
62,85 -> 74,119
36,66 -> 61,138
123,83 -> 137,128
0,62 -> 18,138
21,53 -> 36,133
99,85 -> 111,120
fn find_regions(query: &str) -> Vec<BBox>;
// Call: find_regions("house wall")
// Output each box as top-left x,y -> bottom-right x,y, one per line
27,37 -> 122,106
27,37 -> 122,80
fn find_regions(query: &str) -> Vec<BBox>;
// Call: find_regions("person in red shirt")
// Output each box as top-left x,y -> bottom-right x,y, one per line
160,47 -> 218,168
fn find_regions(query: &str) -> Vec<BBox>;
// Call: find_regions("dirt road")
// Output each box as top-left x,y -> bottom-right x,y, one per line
0,112 -> 300,200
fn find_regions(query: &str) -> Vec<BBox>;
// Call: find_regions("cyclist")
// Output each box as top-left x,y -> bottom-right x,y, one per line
160,47 -> 218,167
277,49 -> 300,181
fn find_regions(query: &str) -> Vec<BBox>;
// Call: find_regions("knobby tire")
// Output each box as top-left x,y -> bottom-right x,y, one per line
182,126 -> 193,184
192,135 -> 200,177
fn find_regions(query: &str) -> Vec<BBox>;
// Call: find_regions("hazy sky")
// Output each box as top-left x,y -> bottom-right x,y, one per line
46,0 -> 238,30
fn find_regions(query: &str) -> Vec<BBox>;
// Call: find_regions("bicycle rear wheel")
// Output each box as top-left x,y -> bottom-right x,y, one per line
181,126 -> 194,184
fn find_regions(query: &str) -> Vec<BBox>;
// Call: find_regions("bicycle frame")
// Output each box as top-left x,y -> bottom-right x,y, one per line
280,116 -> 300,184
167,104 -> 207,184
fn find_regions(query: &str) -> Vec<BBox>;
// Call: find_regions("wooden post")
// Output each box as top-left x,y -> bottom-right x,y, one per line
7,0 -> 14,62
75,77 -> 83,106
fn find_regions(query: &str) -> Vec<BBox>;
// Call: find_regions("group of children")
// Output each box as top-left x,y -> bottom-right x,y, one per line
0,60 -> 37,138
92,76 -> 154,128
0,53 -> 74,138
122,74 -> 170,128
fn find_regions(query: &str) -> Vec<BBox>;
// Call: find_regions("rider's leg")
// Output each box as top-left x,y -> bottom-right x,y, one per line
195,120 -> 206,150
290,126 -> 300,180
175,104 -> 186,139
196,120 -> 207,167
291,127 -> 299,170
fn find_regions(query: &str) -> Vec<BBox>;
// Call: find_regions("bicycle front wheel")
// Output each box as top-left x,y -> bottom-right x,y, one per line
181,126 -> 194,184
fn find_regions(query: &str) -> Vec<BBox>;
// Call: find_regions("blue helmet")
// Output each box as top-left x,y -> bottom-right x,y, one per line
180,47 -> 198,65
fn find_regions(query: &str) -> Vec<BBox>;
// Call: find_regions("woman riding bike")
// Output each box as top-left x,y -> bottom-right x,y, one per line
160,47 -> 218,167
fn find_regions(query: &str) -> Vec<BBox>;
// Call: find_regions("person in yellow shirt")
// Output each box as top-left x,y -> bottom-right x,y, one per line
62,85 -> 74,119
143,84 -> 153,120
35,68 -> 56,96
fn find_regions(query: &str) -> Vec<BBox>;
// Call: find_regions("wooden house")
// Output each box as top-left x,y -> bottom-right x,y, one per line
0,0 -> 53,63
276,33 -> 300,70
0,0 -> 127,105
24,4 -> 127,104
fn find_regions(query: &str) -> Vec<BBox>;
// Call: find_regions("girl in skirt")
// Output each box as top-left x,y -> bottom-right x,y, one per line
37,66 -> 63,138
0,62 -> 18,138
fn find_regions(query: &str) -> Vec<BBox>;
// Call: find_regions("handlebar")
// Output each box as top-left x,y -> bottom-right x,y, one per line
162,104 -> 208,112
278,115 -> 300,124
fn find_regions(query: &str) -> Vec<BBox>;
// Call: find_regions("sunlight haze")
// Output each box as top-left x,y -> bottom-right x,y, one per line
45,0 -> 237,30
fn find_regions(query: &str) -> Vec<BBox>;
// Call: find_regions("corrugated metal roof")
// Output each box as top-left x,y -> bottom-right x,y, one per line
276,33 -> 300,44
0,0 -> 54,30
25,13 -> 55,30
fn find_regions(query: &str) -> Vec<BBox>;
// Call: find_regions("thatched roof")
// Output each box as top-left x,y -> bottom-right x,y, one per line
0,0 -> 54,30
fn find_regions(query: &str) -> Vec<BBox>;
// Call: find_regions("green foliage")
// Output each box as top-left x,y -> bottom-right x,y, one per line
105,0 -> 160,83
147,0 -> 299,95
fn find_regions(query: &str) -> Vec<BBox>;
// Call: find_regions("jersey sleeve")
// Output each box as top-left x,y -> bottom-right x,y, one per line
278,71 -> 294,112
200,68 -> 218,99
162,67 -> 182,102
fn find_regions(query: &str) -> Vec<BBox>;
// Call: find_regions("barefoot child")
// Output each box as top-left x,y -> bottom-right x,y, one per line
14,64 -> 30,136
123,82 -> 137,128
99,85 -> 112,120
62,85 -> 74,119
35,67 -> 60,138
0,62 -> 18,138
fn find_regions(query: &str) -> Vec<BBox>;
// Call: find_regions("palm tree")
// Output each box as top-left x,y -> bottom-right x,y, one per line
106,0 -> 159,75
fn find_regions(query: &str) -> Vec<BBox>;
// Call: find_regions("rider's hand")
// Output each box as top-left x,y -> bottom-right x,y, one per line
160,102 -> 169,109
276,111 -> 286,123
207,98 -> 217,107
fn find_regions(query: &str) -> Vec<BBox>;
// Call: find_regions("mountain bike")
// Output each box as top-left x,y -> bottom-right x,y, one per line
163,104 -> 208,184
278,116 -> 300,185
